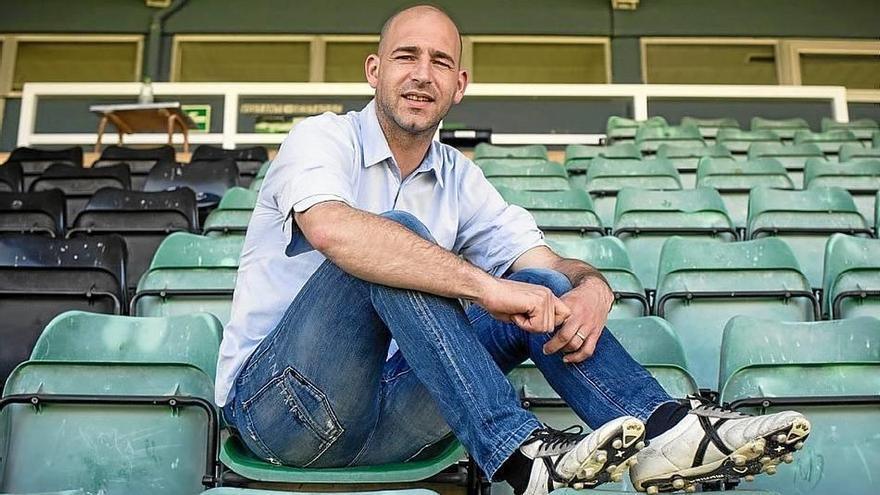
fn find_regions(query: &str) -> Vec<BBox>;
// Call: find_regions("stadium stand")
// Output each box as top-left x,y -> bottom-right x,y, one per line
803,158 -> 880,224
203,187 -> 258,236
823,234 -> 880,319
190,144 -> 270,188
583,158 -> 682,226
750,117 -> 810,141
747,186 -> 871,288
0,161 -> 23,192
634,125 -> 704,154
655,143 -> 733,188
719,316 -> 880,495
613,188 -> 737,289
0,189 -> 66,237
606,116 -> 667,144
715,129 -> 781,155
563,143 -> 641,174
679,116 -> 739,141
746,142 -> 823,187
481,159 -> 570,191
3,146 -> 83,190
29,162 -> 131,226
695,157 -> 794,228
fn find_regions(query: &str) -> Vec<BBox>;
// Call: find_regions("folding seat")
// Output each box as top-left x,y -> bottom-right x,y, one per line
634,125 -> 704,154
473,143 -> 547,162
823,234 -> 880,319
482,160 -> 570,191
68,187 -> 199,296
1,361 -> 218,495
716,129 -> 781,155
613,188 -> 737,290
0,161 -> 23,192
606,116 -> 667,144
821,117 -> 879,142
249,161 -> 272,191
838,142 -> 880,162
498,186 -> 603,244
656,143 -> 734,188
544,236 -> 648,318
680,116 -> 739,141
804,158 -> 880,224
29,163 -> 131,227
31,310 -> 223,379
203,187 -> 258,236
747,142 -> 823,187
750,117 -> 810,141
747,187 -> 871,288
654,237 -> 818,389
793,129 -> 860,156
4,146 -> 83,190
132,232 -> 243,325
93,144 -> 176,190
0,190 -> 65,237
0,234 -> 126,385
144,159 -> 239,222
719,315 -> 880,495
563,142 -> 640,174
584,158 -> 682,227
696,157 -> 794,228
191,144 -> 270,187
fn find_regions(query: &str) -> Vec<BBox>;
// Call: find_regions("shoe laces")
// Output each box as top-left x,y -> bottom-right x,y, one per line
688,395 -> 748,418
522,425 -> 586,456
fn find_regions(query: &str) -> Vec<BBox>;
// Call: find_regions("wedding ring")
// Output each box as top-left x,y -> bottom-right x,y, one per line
575,331 -> 587,341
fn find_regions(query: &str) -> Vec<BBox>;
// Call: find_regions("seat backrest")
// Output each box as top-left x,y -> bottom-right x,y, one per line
822,117 -> 879,134
656,143 -> 733,161
635,124 -> 703,142
823,234 -> 880,316
794,130 -> 860,150
607,317 -> 689,369
614,187 -> 732,228
545,235 -> 634,271
147,232 -> 243,271
72,187 -> 198,231
606,116 -> 667,139
30,163 -> 131,193
696,157 -> 793,190
8,146 -> 83,168
750,117 -> 810,136
473,143 -> 547,161
747,142 -> 823,161
31,310 -> 223,379
839,143 -> 880,162
191,144 -> 269,163
0,162 -> 23,192
716,129 -> 781,152
0,190 -> 66,236
144,159 -> 239,204
680,116 -> 739,135
480,159 -> 566,177
585,158 -> 682,191
99,144 -> 176,163
747,186 -> 866,233
804,158 -> 880,190
217,187 -> 258,210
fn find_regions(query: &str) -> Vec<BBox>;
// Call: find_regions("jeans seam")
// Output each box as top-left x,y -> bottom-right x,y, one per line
571,363 -> 632,417
485,419 -> 543,479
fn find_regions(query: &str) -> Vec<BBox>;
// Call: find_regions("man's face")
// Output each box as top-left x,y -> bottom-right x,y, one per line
366,10 -> 468,137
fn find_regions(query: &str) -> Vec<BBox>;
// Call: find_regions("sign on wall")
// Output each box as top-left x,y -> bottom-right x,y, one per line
182,105 -> 211,132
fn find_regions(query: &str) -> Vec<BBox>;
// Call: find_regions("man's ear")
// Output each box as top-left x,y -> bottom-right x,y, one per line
453,68 -> 469,105
365,54 -> 380,88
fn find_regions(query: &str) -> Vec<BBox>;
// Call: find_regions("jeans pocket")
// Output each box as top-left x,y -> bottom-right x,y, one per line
240,366 -> 344,466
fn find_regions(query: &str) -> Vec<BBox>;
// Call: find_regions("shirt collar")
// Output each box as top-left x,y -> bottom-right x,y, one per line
358,99 -> 445,188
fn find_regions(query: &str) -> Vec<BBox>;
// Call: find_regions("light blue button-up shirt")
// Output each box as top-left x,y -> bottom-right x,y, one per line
215,100 -> 546,406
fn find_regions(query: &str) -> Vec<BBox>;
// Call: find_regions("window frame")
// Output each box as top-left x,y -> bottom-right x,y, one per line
464,35 -> 612,83
780,39 -> 880,102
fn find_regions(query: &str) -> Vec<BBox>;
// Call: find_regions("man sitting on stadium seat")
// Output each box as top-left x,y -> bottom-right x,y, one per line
216,5 -> 811,494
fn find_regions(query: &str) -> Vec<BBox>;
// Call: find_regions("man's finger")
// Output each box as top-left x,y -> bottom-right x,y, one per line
554,298 -> 572,323
543,321 -> 578,355
564,325 -> 603,364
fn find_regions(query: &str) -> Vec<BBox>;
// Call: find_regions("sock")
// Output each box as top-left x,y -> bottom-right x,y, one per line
645,401 -> 690,439
496,449 -> 530,494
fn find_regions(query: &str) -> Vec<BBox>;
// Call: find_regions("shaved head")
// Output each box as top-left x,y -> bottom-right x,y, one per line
378,4 -> 462,64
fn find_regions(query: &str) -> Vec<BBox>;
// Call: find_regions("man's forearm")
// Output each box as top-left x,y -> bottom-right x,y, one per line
298,202 -> 496,301
551,257 -> 611,290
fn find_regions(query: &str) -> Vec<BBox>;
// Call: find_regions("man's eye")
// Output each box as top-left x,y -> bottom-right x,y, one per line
396,55 -> 416,61
434,60 -> 452,69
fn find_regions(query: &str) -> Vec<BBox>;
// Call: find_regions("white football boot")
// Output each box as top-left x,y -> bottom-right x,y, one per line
517,417 -> 646,495
630,397 -> 811,493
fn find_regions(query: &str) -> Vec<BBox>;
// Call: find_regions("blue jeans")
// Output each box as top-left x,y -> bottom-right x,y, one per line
223,211 -> 672,479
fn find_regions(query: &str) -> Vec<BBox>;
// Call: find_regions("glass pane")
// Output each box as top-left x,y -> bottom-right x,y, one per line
473,42 -> 607,83
13,41 -> 138,91
177,41 -> 309,82
325,41 -> 377,82
646,43 -> 778,84
800,53 -> 880,90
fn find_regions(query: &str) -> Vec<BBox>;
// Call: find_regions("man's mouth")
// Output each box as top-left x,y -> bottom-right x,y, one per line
402,92 -> 434,103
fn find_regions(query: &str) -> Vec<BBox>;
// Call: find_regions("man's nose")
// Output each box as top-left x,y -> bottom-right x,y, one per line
410,57 -> 432,84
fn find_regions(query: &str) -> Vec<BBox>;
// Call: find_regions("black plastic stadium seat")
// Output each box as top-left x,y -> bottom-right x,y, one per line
191,144 -> 268,187
144,159 -> 239,222
0,233 -> 126,385
0,190 -> 66,237
0,162 -> 23,192
6,146 -> 84,190
69,187 -> 199,296
29,163 -> 131,227
93,145 -> 177,190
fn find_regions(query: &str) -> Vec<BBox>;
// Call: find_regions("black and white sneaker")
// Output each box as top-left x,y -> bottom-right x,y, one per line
503,417 -> 646,495
631,397 -> 811,493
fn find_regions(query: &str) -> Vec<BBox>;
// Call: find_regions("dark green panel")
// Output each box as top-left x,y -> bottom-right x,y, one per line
1,97 -> 21,152
325,42 -> 378,82
13,41 -> 140,91
646,43 -> 778,85
0,0 -> 154,33
177,41 -> 310,82
849,103 -> 880,122
613,0 -> 880,38
611,37 -> 641,83
473,43 -> 607,83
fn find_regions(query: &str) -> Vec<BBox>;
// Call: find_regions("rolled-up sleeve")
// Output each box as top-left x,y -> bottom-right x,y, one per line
453,164 -> 546,277
269,114 -> 357,216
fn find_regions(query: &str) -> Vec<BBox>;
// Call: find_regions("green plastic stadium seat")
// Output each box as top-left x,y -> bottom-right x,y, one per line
473,143 -> 547,161
544,236 -> 648,318
497,187 -> 604,245
202,490 -> 442,495
750,117 -> 810,141
613,188 -> 736,289
204,187 -> 258,236
716,129 -> 781,154
747,187 -> 871,288
132,232 -> 243,325
1,361 -> 217,495
876,190 -> 880,234
839,142 -> 880,162
30,310 -> 223,379
249,161 -> 272,191
747,142 -> 824,186
719,316 -> 880,495
584,158 -> 682,226
794,129 -> 860,155
635,125 -> 704,154
563,143 -> 641,174
821,117 -> 879,141
804,158 -> 880,224
606,116 -> 667,143
874,131 -> 880,148
483,160 -> 570,191
680,117 -> 739,140
656,144 -> 733,188
823,234 -> 880,319
695,157 -> 793,228
655,237 -> 817,388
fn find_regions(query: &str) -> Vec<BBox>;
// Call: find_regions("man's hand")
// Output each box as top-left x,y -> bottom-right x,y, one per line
541,276 -> 614,364
478,278 -> 572,333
